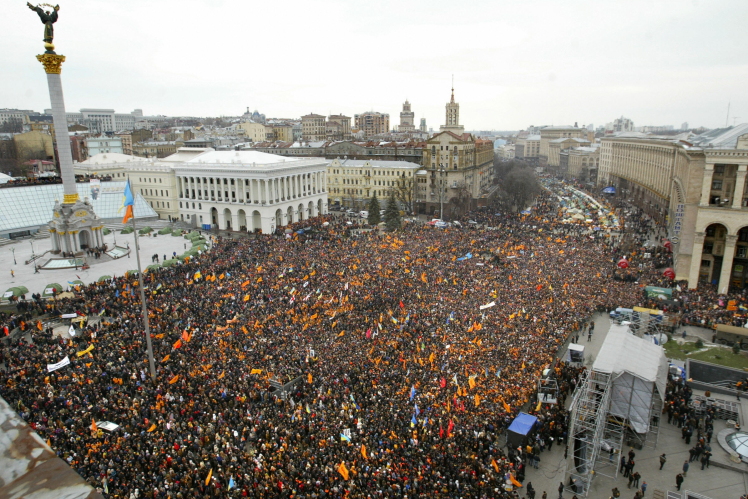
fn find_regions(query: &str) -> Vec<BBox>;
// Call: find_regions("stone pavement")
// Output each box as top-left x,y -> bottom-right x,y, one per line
520,312 -> 748,499
1,228 -> 206,297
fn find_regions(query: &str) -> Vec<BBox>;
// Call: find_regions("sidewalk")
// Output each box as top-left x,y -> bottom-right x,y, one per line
522,313 -> 748,499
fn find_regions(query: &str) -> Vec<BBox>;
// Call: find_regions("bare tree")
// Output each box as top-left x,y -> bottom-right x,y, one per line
502,168 -> 541,212
449,181 -> 473,217
0,118 -> 23,133
390,173 -> 415,215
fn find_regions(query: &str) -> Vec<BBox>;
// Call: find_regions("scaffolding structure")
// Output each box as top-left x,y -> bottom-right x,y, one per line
566,369 -> 663,496
565,369 -> 613,496
611,307 -> 675,338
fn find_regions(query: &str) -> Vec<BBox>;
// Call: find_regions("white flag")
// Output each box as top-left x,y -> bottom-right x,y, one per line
68,325 -> 76,337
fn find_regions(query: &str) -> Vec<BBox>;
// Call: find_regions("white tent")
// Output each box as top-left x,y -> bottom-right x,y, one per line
0,173 -> 12,184
592,324 -> 669,433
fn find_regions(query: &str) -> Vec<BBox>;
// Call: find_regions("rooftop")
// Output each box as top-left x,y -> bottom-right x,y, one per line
690,123 -> 748,149
328,159 -> 421,169
78,153 -> 147,166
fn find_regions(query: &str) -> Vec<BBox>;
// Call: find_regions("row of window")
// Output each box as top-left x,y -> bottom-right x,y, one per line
141,189 -> 169,197
139,177 -> 163,183
149,201 -> 170,209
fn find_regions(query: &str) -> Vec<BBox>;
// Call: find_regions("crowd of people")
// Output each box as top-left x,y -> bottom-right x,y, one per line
0,183 -> 742,498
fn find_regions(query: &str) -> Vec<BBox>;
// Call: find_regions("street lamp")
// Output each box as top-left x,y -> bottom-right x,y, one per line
439,166 -> 446,220
30,241 -> 39,274
10,248 -> 16,265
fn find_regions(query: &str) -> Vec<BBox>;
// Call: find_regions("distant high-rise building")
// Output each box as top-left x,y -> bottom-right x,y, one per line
605,116 -> 634,134
420,118 -> 427,133
354,112 -> 390,138
328,114 -> 351,140
682,122 -> 689,131
398,100 -> 415,132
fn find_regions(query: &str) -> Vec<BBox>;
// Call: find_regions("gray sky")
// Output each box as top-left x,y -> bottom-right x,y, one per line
4,0 -> 746,131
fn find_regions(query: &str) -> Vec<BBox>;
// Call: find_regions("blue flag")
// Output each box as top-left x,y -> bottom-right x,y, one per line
411,414 -> 416,427
423,416 -> 428,426
115,290 -> 120,298
415,403 -> 420,416
228,476 -> 234,490
410,385 -> 416,401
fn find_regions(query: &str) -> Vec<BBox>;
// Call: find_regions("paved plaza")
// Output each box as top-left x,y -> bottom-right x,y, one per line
522,312 -> 748,499
1,226 -> 207,296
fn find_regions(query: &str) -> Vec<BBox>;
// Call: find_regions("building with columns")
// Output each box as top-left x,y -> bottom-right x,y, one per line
599,124 -> 748,291
174,150 -> 327,233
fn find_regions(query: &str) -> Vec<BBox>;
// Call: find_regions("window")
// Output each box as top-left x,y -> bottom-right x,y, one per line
199,203 -> 201,210
701,259 -> 711,267
714,165 -> 725,175
167,202 -> 170,208
712,180 -> 723,190
738,246 -> 748,258
703,243 -> 714,255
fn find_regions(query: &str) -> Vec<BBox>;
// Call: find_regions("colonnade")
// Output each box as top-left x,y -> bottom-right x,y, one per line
177,171 -> 326,205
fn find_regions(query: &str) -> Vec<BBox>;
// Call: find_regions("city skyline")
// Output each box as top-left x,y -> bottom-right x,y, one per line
3,0 -> 746,131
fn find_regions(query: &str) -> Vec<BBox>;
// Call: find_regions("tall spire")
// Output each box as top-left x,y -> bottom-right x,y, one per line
450,74 -> 455,103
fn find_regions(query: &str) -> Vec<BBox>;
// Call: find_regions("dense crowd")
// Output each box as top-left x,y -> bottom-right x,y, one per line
0,185 -> 741,498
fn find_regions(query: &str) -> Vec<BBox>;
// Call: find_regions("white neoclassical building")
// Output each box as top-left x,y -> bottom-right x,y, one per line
173,150 -> 328,233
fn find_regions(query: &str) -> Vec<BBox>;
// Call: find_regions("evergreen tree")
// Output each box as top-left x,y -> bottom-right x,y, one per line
384,192 -> 401,231
367,194 -> 381,225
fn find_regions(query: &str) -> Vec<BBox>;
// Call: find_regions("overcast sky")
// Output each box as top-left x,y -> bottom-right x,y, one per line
4,0 -> 747,131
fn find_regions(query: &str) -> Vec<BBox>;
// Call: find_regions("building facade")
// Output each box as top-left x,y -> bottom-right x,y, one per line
132,140 -> 179,158
301,114 -> 326,142
354,112 -> 390,138
237,121 -> 267,143
86,136 -> 123,156
398,100 -> 415,132
116,132 -> 133,155
559,145 -> 599,183
514,134 -> 540,165
539,126 -> 586,167
600,125 -> 748,291
440,88 -> 463,135
175,150 -> 327,233
326,158 -> 420,210
328,115 -> 351,140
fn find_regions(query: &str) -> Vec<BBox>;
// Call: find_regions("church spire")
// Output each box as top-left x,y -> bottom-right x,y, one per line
450,74 -> 455,103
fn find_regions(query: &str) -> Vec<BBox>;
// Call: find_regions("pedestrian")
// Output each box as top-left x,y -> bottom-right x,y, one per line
682,460 -> 689,477
675,473 -> 684,490
620,455 -> 627,474
633,471 -> 640,488
659,453 -> 666,470
558,481 -> 565,499
627,473 -> 634,489
641,481 -> 647,496
10,269 -> 13,278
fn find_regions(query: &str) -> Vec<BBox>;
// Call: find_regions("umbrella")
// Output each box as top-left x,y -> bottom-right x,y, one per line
121,227 -> 134,234
664,240 -> 672,252
103,228 -> 111,235
162,259 -> 179,267
138,226 -> 152,235
97,276 -> 111,282
158,227 -> 172,235
663,268 -> 676,280
617,258 -> 629,269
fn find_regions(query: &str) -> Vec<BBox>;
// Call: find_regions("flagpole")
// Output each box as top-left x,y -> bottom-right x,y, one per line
128,176 -> 156,380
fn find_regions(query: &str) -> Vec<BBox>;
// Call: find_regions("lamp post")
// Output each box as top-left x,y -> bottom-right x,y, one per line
30,241 -> 39,274
439,166 -> 446,220
11,248 -> 16,265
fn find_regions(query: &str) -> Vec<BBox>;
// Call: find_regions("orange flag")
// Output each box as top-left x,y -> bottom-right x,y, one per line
169,375 -> 179,384
147,423 -> 157,432
361,444 -> 368,460
250,369 -> 262,375
182,330 -> 190,342
37,321 -> 42,331
242,326 -> 249,334
421,272 -> 427,284
161,355 -> 170,363
491,458 -> 500,473
241,280 -> 250,288
308,373 -> 313,384
503,399 -> 511,413
91,419 -> 97,432
338,462 -> 349,481
475,394 -> 480,407
173,339 -> 182,349
218,371 -> 225,379
205,468 -> 212,485
338,331 -> 344,337
469,377 -> 476,390
510,474 -> 522,488
244,295 -> 250,302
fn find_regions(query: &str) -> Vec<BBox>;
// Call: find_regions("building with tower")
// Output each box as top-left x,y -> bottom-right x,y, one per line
439,86 -> 464,135
398,100 -> 415,132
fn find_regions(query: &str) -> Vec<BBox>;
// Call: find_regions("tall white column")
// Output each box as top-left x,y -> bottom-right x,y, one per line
700,164 -> 714,207
733,165 -> 747,209
719,235 -> 738,294
688,232 -> 705,289
264,179 -> 269,205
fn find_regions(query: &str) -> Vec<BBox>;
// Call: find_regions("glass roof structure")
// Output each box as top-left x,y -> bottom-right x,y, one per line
0,181 -> 157,235
726,432 -> 748,459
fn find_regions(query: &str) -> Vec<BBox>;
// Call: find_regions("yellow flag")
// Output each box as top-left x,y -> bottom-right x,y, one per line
250,369 -> 262,375
244,295 -> 250,302
76,345 -> 94,358
205,468 -> 212,485
308,373 -> 313,384
338,331 -> 344,337
536,399 -> 542,412
469,377 -> 476,390
257,277 -> 263,283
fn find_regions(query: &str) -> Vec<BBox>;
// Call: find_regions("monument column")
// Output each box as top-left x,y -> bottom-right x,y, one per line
37,54 -> 78,204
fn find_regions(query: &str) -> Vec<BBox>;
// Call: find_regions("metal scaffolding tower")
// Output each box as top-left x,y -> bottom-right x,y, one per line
565,369 -> 613,496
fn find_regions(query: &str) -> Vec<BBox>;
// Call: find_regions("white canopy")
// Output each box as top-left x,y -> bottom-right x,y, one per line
593,324 -> 669,433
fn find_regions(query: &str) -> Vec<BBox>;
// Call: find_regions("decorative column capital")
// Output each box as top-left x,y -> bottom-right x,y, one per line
36,53 -> 66,74
694,231 -> 706,244
726,234 -> 738,243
